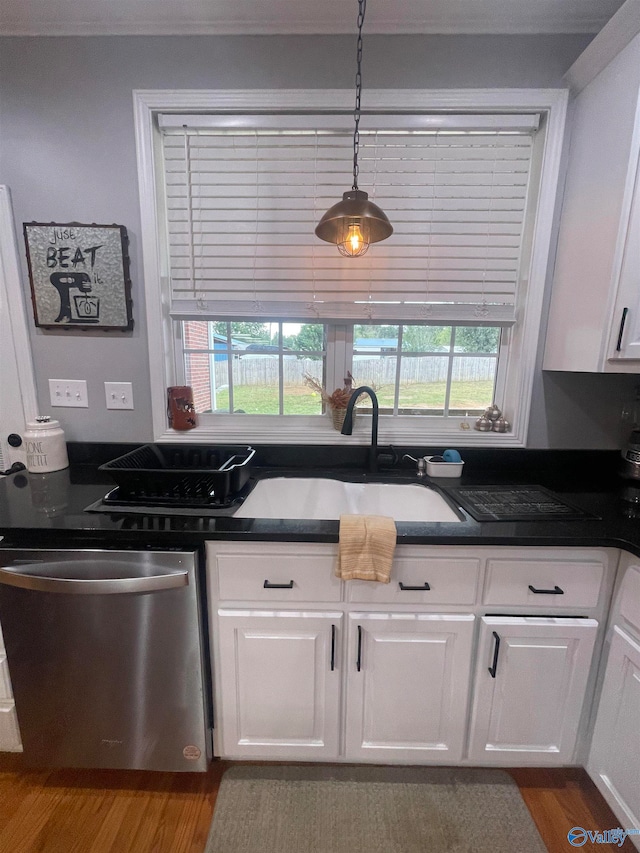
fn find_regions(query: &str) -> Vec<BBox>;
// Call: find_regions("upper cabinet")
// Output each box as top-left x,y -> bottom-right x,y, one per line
544,31 -> 640,372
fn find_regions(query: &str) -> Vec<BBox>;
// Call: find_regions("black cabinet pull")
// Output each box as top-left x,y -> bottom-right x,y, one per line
356,625 -> 363,672
263,579 -> 294,589
616,307 -> 629,351
488,631 -> 501,678
398,581 -> 431,591
528,584 -> 564,595
330,624 -> 337,672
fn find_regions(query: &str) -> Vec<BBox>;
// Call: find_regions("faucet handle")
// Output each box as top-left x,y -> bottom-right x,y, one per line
377,444 -> 399,469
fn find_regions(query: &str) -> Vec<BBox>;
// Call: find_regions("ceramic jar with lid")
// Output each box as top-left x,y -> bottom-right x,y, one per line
23,416 -> 69,473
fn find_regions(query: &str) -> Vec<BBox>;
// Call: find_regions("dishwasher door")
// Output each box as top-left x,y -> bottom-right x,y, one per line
0,548 -> 209,772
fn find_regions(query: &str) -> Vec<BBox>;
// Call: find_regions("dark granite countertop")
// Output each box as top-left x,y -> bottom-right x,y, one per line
1,445 -> 639,556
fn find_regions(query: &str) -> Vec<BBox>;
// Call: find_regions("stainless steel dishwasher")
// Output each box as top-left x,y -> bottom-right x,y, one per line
0,548 -> 210,772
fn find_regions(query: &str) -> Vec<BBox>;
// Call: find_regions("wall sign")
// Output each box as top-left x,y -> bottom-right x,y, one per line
23,222 -> 133,330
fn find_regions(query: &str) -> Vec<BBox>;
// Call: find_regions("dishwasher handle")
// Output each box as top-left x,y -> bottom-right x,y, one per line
0,565 -> 189,595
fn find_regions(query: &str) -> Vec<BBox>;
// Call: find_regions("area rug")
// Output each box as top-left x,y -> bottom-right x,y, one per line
205,765 -> 547,853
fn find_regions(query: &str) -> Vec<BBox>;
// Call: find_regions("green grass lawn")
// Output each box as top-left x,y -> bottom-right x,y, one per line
210,381 -> 495,415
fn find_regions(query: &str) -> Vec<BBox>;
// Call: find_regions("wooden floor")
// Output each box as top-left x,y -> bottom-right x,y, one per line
0,755 -> 634,852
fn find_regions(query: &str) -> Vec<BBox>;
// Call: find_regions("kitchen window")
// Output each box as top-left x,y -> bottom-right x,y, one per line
134,89 -> 567,445
180,320 -> 503,420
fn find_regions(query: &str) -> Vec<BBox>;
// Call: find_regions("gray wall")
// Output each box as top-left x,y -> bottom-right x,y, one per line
3,32 -> 633,447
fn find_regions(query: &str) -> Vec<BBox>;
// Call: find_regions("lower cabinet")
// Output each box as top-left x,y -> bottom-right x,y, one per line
0,700 -> 21,752
208,543 -> 614,765
216,608 -> 475,763
344,612 -> 474,763
468,616 -> 598,765
0,623 -> 21,753
588,625 -> 640,841
216,609 -> 341,760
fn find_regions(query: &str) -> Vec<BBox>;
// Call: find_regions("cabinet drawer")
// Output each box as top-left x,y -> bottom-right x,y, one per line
0,655 -> 13,702
213,545 -> 341,602
0,702 -> 21,752
347,552 -> 480,605
483,558 -> 604,608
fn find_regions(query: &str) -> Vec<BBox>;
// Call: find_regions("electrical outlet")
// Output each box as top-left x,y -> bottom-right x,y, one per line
49,379 -> 89,408
105,381 -> 134,410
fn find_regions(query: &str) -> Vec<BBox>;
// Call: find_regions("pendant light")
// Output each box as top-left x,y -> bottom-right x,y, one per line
315,0 -> 393,257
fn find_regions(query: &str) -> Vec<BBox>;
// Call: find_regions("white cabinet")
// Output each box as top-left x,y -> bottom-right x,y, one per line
612,154 -> 640,361
215,606 -> 474,764
0,620 -> 21,753
214,544 -> 341,602
483,556 -> 603,609
588,626 -> 640,844
344,612 -> 474,763
544,32 -> 640,372
588,562 -> 640,848
468,616 -> 598,765
346,552 -> 480,606
0,700 -> 21,753
216,609 -> 341,760
207,542 -> 614,766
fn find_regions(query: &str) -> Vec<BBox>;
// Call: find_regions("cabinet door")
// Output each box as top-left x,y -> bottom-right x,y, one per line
345,612 -> 474,763
216,609 -> 341,760
607,151 -> 640,362
468,616 -> 598,765
0,621 -> 21,752
0,703 -> 21,752
588,626 -> 640,840
543,33 -> 640,372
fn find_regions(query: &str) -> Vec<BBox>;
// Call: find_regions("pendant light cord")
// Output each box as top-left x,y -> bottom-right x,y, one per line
352,0 -> 366,191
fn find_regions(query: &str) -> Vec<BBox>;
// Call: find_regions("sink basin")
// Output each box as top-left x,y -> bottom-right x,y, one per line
234,477 -> 463,522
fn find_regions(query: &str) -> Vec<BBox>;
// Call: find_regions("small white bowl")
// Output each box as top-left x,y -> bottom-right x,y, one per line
425,457 -> 464,478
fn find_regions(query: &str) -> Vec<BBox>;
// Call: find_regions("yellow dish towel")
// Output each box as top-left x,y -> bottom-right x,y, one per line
336,514 -> 397,583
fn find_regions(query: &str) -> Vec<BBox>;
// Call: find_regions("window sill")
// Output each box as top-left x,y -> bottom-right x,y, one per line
154,415 -> 526,447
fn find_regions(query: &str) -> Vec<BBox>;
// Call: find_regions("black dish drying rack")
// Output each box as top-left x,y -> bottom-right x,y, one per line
99,444 -> 255,506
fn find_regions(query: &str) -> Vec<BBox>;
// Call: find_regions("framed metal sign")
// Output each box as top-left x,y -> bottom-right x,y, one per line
23,222 -> 133,330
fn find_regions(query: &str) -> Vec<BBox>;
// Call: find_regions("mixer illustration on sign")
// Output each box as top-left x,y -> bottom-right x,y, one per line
48,272 -> 99,324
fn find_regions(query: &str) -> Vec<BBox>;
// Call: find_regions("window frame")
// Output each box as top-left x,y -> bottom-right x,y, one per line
181,319 -> 506,422
133,88 -> 568,447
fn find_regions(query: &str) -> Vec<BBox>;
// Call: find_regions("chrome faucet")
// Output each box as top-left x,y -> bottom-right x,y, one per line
341,386 -> 380,473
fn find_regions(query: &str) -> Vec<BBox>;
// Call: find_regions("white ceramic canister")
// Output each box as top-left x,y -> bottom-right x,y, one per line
24,416 -> 69,473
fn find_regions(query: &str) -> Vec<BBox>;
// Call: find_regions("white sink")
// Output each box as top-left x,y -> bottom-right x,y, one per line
234,477 -> 462,522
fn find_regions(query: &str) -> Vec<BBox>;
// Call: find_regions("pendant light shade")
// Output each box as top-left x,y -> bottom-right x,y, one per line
314,0 -> 393,256
315,190 -> 393,257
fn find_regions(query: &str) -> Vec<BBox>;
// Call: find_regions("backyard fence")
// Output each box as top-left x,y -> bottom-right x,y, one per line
210,355 -> 495,387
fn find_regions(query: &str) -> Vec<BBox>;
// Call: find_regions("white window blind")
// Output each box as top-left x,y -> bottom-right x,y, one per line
159,113 -> 538,323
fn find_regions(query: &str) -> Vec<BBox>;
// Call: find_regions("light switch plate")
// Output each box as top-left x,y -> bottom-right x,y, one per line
105,381 -> 134,410
49,379 -> 89,408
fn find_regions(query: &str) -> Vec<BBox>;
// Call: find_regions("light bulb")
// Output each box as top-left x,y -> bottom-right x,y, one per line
337,221 -> 369,257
